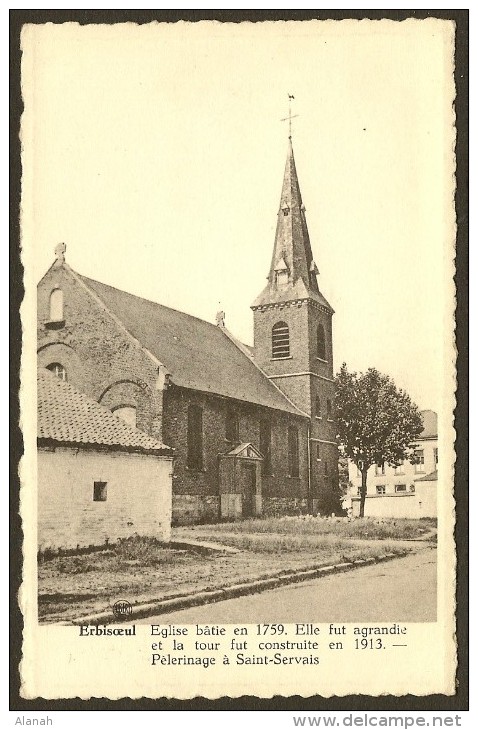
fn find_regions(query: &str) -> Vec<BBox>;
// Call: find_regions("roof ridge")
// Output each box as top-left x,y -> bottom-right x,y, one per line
78,271 -> 221,332
42,264 -> 309,416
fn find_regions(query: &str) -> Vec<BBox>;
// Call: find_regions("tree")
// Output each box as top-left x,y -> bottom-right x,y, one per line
337,454 -> 352,514
335,364 -> 423,517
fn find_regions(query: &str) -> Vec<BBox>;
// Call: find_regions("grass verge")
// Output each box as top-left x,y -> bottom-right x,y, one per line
37,523 -> 429,624
177,516 -> 437,541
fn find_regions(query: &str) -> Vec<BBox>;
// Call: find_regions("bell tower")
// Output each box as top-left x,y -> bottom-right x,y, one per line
251,136 -> 338,511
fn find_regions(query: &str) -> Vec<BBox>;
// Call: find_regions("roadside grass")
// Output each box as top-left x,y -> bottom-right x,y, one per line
176,531 -> 403,557
37,528 -> 421,624
178,516 -> 436,542
38,517 -> 438,623
40,537 -> 189,576
204,531 -> 410,562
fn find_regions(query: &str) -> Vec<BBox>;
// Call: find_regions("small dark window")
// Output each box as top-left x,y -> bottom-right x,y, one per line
47,363 -> 67,381
288,425 -> 300,478
376,485 -> 386,495
225,410 -> 239,444
260,419 -> 272,475
93,482 -> 107,502
316,443 -> 321,460
272,321 -> 290,359
395,484 -> 407,493
187,404 -> 203,470
324,460 -> 329,476
326,398 -> 332,420
434,447 -> 438,465
317,324 -> 326,360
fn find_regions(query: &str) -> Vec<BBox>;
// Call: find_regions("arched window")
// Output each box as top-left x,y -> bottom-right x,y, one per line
288,425 -> 300,477
49,288 -> 64,321
315,396 -> 322,418
225,409 -> 239,444
112,406 -> 137,429
187,404 -> 203,470
317,323 -> 326,360
272,321 -> 290,359
46,363 -> 67,381
260,419 -> 272,475
327,398 -> 333,420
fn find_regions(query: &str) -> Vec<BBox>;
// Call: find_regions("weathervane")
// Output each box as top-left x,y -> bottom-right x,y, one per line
281,94 -> 298,140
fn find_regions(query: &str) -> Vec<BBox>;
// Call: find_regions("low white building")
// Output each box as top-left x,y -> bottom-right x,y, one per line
37,368 -> 174,552
346,410 -> 438,518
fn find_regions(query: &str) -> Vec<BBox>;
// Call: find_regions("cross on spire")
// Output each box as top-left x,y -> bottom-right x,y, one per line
281,94 -> 299,140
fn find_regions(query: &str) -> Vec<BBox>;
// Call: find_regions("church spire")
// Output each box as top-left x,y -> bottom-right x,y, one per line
271,138 -> 318,289
252,138 -> 330,310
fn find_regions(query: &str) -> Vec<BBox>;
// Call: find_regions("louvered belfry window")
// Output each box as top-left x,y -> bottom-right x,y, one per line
272,321 -> 290,359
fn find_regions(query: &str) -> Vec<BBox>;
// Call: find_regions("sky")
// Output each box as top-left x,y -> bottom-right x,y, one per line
21,19 -> 456,412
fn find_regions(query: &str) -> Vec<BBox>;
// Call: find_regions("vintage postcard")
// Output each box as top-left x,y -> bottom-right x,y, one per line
18,18 -> 458,701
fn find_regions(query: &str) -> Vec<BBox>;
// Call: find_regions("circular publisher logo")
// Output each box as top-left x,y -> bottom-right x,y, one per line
113,600 -> 133,620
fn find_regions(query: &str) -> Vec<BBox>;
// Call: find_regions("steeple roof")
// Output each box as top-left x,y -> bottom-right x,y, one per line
252,139 -> 333,311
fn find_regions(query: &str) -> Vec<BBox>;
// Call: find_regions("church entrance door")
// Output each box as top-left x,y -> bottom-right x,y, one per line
242,463 -> 256,518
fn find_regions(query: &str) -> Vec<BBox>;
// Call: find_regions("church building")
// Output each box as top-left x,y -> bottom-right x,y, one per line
37,137 -> 339,525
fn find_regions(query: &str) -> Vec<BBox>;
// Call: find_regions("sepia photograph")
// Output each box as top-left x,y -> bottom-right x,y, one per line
15,14 -> 461,703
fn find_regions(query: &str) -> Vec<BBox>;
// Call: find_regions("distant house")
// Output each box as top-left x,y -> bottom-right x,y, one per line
346,410 -> 438,518
37,368 -> 174,552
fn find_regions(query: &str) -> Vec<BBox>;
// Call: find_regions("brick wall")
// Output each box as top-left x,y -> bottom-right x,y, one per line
172,495 -> 220,525
37,265 -> 162,438
262,497 -> 309,517
253,298 -> 338,511
253,300 -> 334,380
37,265 -> 319,524
163,385 -> 309,523
37,447 -> 173,551
253,301 -> 313,375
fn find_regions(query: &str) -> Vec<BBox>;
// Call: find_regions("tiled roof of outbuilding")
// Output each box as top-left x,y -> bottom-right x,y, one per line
37,369 -> 171,454
76,272 -> 306,417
